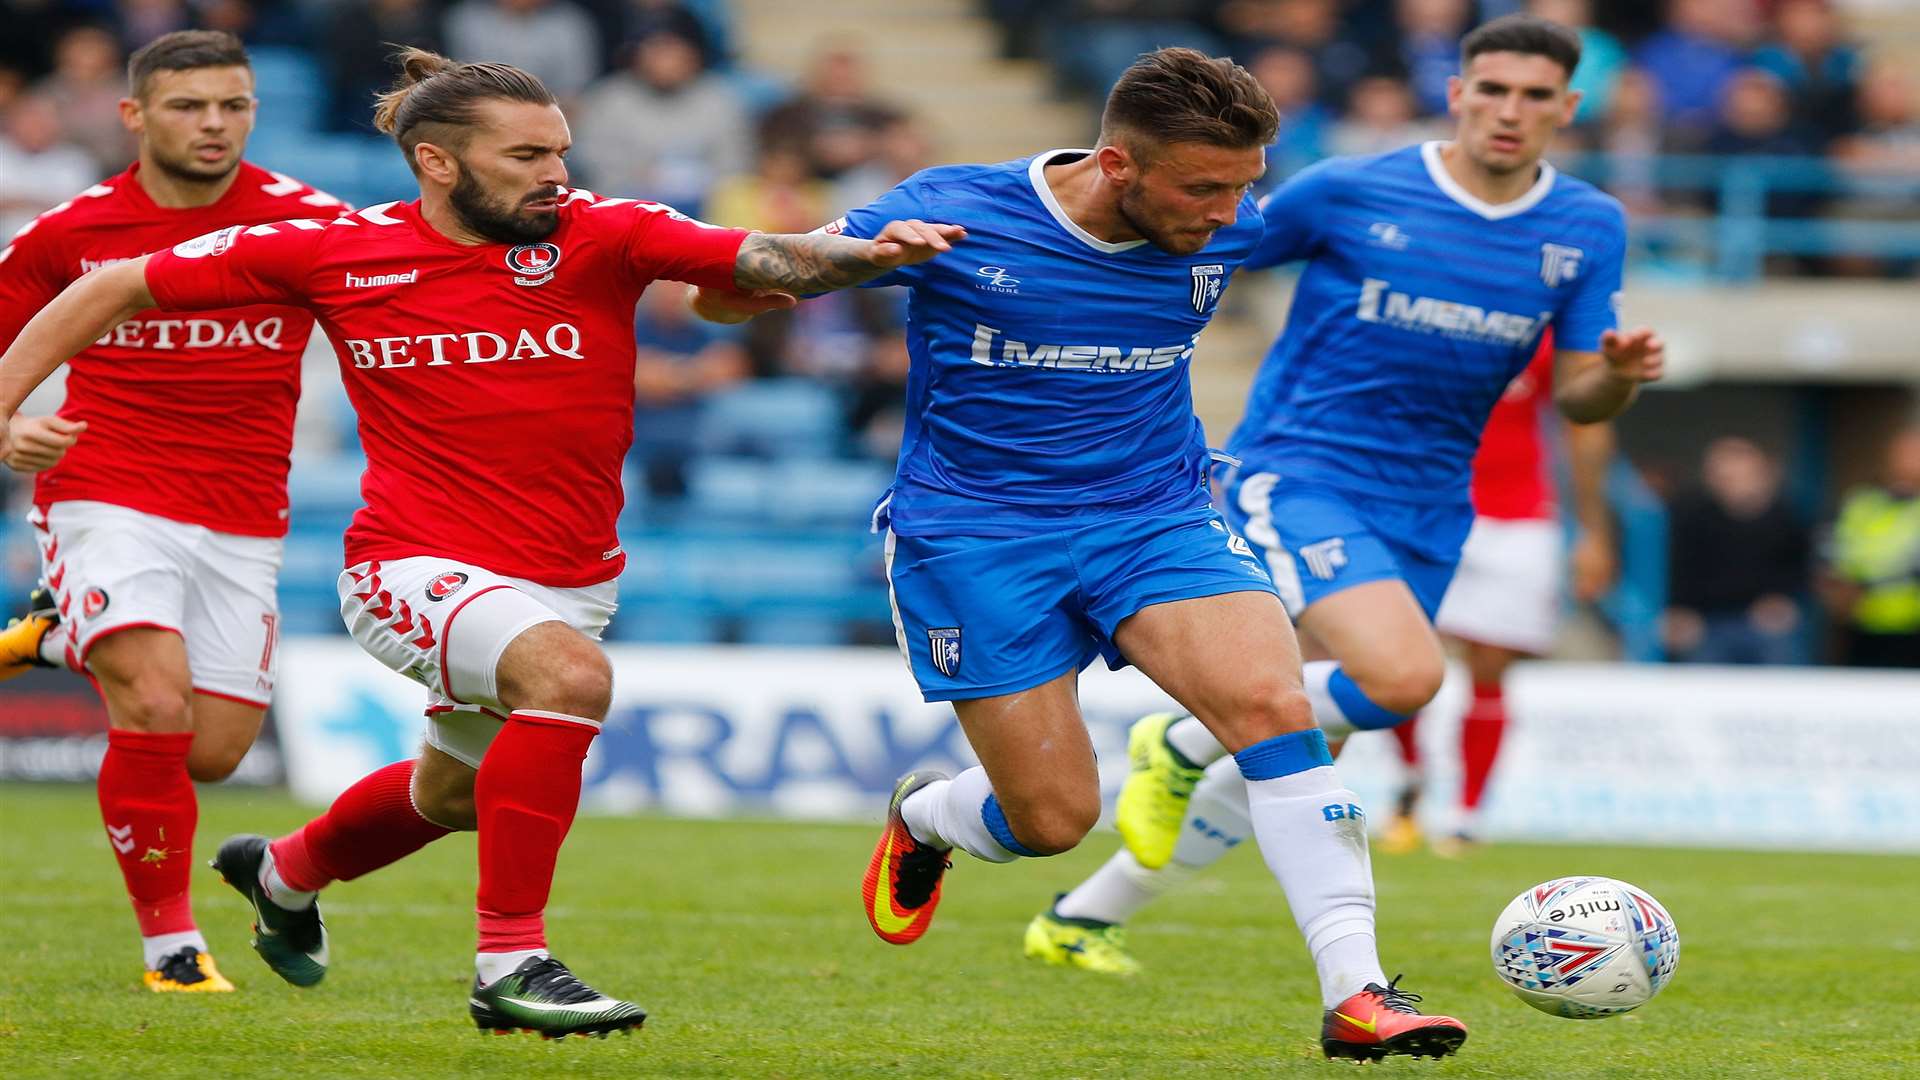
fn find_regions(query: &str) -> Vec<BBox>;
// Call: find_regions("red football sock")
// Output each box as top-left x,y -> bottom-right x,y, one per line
271,760 -> 453,892
1459,682 -> 1509,813
474,710 -> 599,954
1389,711 -> 1421,767
97,729 -> 198,937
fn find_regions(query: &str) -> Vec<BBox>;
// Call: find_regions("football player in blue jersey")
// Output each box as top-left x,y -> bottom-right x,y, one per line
694,46 -> 1468,1060
1024,14 -> 1665,1053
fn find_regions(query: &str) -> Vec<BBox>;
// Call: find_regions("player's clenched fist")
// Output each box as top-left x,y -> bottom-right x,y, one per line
1600,327 -> 1665,385
865,219 -> 968,271
3,415 -> 87,473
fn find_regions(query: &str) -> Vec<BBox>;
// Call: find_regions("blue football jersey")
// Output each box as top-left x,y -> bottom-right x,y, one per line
1228,141 -> 1626,504
834,149 -> 1263,537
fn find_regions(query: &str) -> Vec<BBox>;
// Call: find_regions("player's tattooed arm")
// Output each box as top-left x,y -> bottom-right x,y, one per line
731,218 -> 967,295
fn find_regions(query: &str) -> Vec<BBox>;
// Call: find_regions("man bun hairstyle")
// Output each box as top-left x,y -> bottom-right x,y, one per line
1461,14 -> 1583,79
127,30 -> 251,100
373,47 -> 557,173
1100,47 -> 1278,163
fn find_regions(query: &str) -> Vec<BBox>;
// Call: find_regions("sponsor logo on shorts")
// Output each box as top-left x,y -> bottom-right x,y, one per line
1299,538 -> 1348,581
81,587 -> 109,617
425,571 -> 469,601
505,242 -> 561,286
927,627 -> 961,678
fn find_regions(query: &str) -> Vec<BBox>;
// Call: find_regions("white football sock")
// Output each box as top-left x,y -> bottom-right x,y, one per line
38,621 -> 70,668
258,845 -> 317,910
1171,757 -> 1252,866
1164,713 -> 1229,766
143,929 -> 209,971
475,948 -> 548,987
1241,753 -> 1387,1007
899,766 -> 1023,863
1053,850 -> 1193,925
1055,758 -> 1250,925
1302,660 -> 1357,738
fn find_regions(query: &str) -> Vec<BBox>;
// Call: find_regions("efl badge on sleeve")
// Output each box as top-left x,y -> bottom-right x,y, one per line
927,627 -> 962,678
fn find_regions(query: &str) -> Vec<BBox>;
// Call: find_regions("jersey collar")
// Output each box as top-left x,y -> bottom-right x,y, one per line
1420,141 -> 1556,221
1028,149 -> 1149,254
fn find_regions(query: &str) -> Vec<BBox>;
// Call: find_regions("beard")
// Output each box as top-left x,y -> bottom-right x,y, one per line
1116,184 -> 1215,256
449,167 -> 561,245
148,145 -> 240,186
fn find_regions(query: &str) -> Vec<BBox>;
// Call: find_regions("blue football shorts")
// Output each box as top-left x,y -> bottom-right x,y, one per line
884,506 -> 1278,702
1222,470 -> 1473,620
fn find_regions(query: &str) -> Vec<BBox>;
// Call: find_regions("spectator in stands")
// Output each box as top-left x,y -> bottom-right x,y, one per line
443,0 -> 601,99
1326,74 -> 1440,158
574,25 -> 748,212
32,26 -> 133,174
1527,0 -> 1627,122
0,95 -> 99,238
620,0 -> 717,67
1664,437 -> 1811,665
758,46 -> 901,180
117,0 -> 193,54
1635,0 -> 1756,146
1382,0 -> 1471,116
704,143 -> 831,235
1047,0 -> 1219,97
1823,428 -> 1920,668
1588,68 -> 1666,215
628,282 -> 751,498
1833,62 -> 1920,173
832,114 -> 936,214
1750,0 -> 1861,149
324,0 -> 443,132
1248,45 -> 1329,183
1214,0 -> 1368,110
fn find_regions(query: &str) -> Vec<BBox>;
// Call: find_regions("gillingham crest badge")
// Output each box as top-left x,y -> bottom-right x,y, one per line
927,627 -> 961,678
1190,263 -> 1225,314
506,242 -> 561,286
425,571 -> 469,601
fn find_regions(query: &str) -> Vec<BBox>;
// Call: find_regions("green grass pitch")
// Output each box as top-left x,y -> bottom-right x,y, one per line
1,783 -> 1915,1078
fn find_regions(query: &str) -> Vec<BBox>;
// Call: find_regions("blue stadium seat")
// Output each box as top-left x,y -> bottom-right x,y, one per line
247,47 -> 327,134
738,613 -> 846,646
695,379 -> 844,460
684,456 -> 771,520
764,459 -> 893,525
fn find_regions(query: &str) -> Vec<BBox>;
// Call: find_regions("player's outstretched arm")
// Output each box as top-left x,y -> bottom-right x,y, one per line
0,257 -> 155,462
735,218 -> 965,293
1552,327 -> 1665,424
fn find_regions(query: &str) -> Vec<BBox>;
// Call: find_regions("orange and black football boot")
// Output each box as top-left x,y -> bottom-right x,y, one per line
861,771 -> 951,945
1322,975 -> 1468,1061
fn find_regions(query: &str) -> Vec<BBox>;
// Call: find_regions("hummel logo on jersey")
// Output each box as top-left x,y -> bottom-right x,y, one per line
1190,263 -> 1224,314
1356,279 -> 1549,346
969,324 -> 1195,372
928,627 -> 961,677
506,242 -> 561,286
79,256 -> 130,274
345,269 -> 418,288
975,266 -> 1020,292
1367,223 -> 1412,250
1540,243 -> 1583,286
1299,538 -> 1347,581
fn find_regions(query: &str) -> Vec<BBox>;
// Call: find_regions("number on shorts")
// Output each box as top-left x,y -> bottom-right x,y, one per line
258,612 -> 279,673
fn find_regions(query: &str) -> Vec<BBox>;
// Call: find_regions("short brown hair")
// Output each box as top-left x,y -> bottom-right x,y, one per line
1099,47 -> 1278,161
373,47 -> 557,174
1461,15 -> 1583,78
127,30 -> 250,100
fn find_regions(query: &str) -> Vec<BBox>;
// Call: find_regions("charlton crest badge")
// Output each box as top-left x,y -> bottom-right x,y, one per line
425,571 -> 469,601
927,627 -> 961,678
505,243 -> 561,286
82,587 -> 110,617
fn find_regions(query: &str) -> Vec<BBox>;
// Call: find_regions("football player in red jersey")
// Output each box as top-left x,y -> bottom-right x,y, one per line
0,48 -> 960,1037
1381,332 -> 1618,855
0,31 -> 350,993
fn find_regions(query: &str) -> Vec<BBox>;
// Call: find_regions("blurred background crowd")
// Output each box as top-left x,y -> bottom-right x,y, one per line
4,0 -> 1920,668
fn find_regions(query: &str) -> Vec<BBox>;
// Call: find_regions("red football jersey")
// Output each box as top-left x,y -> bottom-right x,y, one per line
145,191 -> 749,586
0,162 -> 349,536
1469,331 -> 1556,522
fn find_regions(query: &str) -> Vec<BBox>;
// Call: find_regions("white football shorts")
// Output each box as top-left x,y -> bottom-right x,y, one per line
32,500 -> 283,706
337,556 -> 617,768
1433,516 -> 1564,655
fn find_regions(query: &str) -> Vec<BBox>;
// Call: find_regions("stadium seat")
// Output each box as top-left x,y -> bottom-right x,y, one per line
695,379 -> 845,460
246,47 -> 327,135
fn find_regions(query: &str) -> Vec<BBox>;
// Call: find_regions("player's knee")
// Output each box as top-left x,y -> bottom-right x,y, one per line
499,640 -> 613,720
109,681 -> 193,734
1359,655 -> 1446,716
1011,794 -> 1100,855
1218,673 -> 1316,744
416,787 -> 477,831
185,739 -> 250,783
